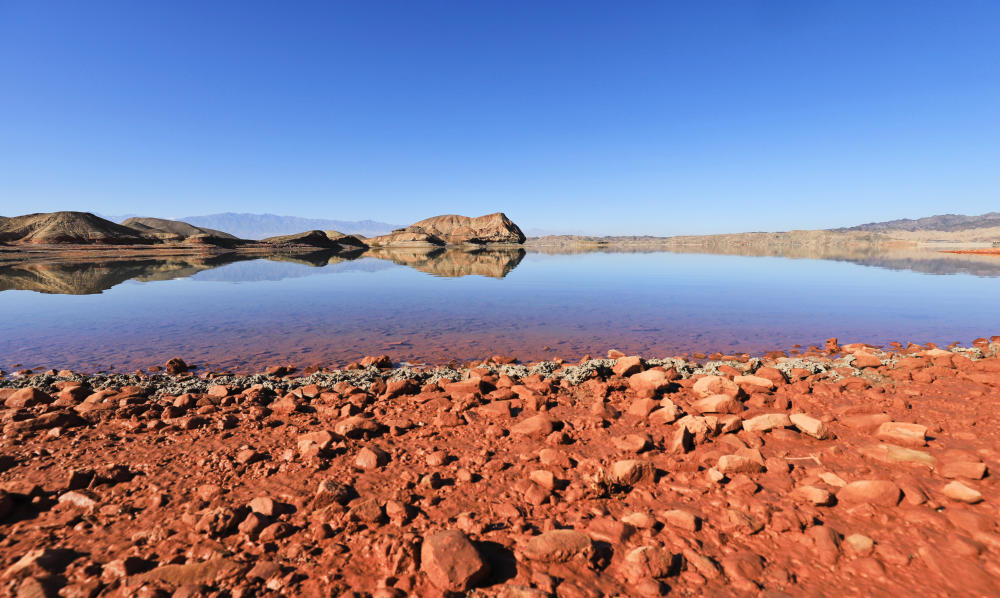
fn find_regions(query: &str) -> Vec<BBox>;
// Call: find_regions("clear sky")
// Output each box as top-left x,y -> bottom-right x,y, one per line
1,1 -> 998,235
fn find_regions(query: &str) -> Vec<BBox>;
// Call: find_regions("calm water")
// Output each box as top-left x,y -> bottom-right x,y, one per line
1,247 -> 998,372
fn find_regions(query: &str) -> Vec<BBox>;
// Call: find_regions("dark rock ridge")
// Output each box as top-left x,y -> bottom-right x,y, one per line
260,230 -> 367,250
367,212 -> 525,247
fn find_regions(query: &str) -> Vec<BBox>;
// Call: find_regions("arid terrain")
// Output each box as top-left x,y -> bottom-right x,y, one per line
2,339 -> 999,597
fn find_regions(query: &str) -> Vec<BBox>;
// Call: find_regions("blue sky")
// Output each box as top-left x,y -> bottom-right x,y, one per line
1,1 -> 998,235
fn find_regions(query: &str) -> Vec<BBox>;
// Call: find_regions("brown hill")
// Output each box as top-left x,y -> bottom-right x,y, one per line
367,212 -> 525,246
0,212 -> 152,245
121,217 -> 239,240
261,230 -> 369,250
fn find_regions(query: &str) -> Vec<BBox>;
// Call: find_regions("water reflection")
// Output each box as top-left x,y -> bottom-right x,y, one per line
0,244 -> 997,295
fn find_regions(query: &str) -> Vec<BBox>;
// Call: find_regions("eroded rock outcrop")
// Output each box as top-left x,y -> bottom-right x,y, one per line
366,212 -> 525,246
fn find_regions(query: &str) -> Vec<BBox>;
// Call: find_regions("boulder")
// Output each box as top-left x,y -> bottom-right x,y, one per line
420,530 -> 490,593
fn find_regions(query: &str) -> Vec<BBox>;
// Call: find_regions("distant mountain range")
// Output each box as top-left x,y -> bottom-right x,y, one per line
178,213 -> 402,239
837,212 -> 1000,233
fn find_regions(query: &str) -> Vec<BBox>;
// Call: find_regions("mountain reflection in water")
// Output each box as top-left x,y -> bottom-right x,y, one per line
0,244 -> 998,295
0,246 -> 527,294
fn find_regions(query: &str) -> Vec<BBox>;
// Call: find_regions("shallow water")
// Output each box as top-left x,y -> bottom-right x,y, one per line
1,247 -> 998,372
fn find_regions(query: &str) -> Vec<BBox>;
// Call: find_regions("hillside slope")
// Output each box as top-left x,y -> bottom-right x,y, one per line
0,212 -> 152,245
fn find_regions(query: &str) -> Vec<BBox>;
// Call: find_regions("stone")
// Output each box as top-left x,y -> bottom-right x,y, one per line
355,446 -> 390,470
628,368 -> 675,397
844,534 -> 874,555
942,481 -> 983,504
165,357 -> 189,374
420,530 -> 490,593
717,455 -> 764,474
692,376 -> 740,399
613,356 -> 644,377
837,481 -> 901,507
940,461 -> 987,480
742,413 -> 791,433
876,421 -> 927,447
621,546 -> 676,581
613,434 -> 651,453
852,351 -> 882,368
609,460 -> 653,486
369,212 -> 525,246
134,558 -> 242,586
521,529 -> 593,563
314,479 -> 354,508
297,430 -> 335,457
510,414 -> 557,437
734,374 -> 775,393
334,416 -> 381,438
789,413 -> 830,439
249,496 -> 278,517
692,394 -> 741,414
794,485 -> 834,506
660,509 -> 699,531
57,490 -> 99,510
4,388 -> 51,409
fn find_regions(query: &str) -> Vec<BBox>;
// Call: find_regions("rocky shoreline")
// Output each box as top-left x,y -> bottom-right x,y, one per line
2,337 -> 1000,596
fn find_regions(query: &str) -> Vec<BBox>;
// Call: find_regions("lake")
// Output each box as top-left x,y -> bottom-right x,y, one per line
1,246 -> 998,372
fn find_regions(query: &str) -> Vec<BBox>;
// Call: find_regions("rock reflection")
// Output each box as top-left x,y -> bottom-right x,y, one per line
363,246 -> 526,278
0,246 -> 526,294
1,242 -> 997,295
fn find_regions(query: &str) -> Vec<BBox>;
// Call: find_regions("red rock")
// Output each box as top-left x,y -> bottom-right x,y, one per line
355,446 -> 390,470
621,546 -> 676,581
660,509 -> 699,531
837,480 -> 902,506
360,354 -> 393,369
742,413 -> 791,433
794,485 -> 834,506
520,529 -> 593,563
420,530 -> 489,593
943,481 -> 983,504
717,454 -> 764,474
613,356 -> 644,377
789,413 -> 830,439
609,459 -> 653,486
692,375 -> 740,398
940,461 -> 987,480
692,394 -> 741,414
852,351 -> 882,368
876,421 -> 927,447
4,387 -> 52,409
627,368 -> 673,397
510,414 -> 558,437
334,415 -> 381,438
165,357 -> 190,374
734,374 -> 775,393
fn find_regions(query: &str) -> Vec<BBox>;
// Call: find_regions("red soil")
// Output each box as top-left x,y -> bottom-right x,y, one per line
2,340 -> 1000,596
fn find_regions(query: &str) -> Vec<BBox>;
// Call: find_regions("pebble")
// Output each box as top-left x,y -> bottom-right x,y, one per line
420,530 -> 490,593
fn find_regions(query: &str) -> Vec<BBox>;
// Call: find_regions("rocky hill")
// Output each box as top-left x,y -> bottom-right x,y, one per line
367,212 -> 525,247
121,217 -> 238,241
0,212 -> 153,245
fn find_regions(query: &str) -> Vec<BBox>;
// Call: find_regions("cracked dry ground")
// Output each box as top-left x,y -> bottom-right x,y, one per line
2,341 -> 1000,597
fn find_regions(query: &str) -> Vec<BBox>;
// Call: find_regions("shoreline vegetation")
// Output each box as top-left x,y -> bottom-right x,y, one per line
2,337 -> 999,595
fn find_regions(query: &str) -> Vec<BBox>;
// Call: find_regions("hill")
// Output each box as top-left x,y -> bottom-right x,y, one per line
121,217 -> 238,240
179,213 -> 400,239
0,212 -> 152,245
